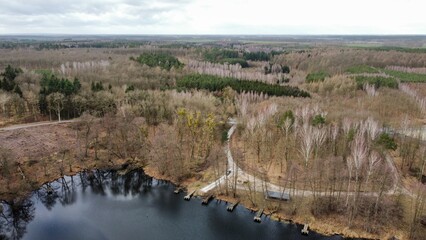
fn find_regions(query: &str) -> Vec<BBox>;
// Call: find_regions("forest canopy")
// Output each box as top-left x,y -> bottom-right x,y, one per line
0,65 -> 23,97
133,53 -> 184,71
177,74 -> 310,98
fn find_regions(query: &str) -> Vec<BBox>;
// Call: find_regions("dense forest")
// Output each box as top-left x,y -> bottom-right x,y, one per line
132,53 -> 184,70
203,49 -> 249,68
177,74 -> 310,98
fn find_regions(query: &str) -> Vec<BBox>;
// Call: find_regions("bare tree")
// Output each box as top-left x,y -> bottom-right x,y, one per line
0,148 -> 11,180
331,123 -> 339,156
346,155 -> 353,206
364,83 -> 377,97
365,117 -> 380,141
47,92 -> 65,121
79,113 -> 95,158
365,151 -> 381,186
409,182 -> 426,239
299,122 -> 314,167
22,90 -> 39,121
281,117 -> 293,173
350,128 -> 368,186
0,92 -> 11,117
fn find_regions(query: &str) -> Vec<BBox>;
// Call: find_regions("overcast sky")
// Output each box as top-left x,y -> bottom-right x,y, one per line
0,0 -> 425,35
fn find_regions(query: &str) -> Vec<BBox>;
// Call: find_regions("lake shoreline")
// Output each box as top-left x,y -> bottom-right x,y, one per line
143,166 -> 384,240
1,163 -> 401,240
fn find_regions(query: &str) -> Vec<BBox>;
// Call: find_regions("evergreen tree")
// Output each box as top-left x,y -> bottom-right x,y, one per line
0,65 -> 23,95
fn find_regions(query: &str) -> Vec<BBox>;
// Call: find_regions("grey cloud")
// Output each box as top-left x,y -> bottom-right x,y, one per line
0,0 -> 192,32
0,0 -> 190,15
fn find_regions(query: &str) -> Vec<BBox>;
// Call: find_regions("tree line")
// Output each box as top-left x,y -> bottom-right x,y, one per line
131,53 -> 184,71
203,49 -> 249,68
177,74 -> 310,98
243,51 -> 270,61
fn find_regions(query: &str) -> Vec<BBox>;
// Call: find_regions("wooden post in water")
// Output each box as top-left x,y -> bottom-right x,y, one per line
254,209 -> 263,222
184,190 -> 196,201
226,201 -> 240,212
201,195 -> 214,205
301,224 -> 309,235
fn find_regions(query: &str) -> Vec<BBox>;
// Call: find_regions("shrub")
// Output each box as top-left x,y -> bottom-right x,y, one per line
306,71 -> 329,83
354,76 -> 398,89
312,114 -> 326,126
277,110 -> 295,128
376,132 -> 397,150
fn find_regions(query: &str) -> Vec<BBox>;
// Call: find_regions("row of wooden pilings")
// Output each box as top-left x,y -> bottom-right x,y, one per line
175,187 -> 309,235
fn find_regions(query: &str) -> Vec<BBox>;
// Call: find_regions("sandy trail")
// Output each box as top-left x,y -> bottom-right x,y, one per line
200,119 -> 412,198
0,120 -> 76,132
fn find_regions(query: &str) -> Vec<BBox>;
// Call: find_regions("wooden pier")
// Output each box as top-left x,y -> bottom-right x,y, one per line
253,209 -> 263,222
265,191 -> 290,201
184,190 -> 196,201
226,201 -> 239,212
201,195 -> 214,205
301,224 -> 309,235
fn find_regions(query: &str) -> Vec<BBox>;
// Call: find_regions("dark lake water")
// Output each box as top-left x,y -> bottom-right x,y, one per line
0,170 -> 343,240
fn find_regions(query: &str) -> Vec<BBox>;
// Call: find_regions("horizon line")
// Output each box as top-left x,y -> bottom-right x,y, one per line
1,33 -> 426,36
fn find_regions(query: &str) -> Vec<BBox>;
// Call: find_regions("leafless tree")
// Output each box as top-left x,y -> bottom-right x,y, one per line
0,92 -> 11,117
350,128 -> 368,185
47,92 -> 65,121
365,151 -> 381,186
365,117 -> 380,141
79,113 -> 95,158
331,123 -> 339,156
364,83 -> 377,97
299,122 -> 314,167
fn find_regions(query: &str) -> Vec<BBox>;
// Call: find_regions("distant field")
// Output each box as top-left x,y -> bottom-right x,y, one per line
346,43 -> 383,48
343,65 -> 426,83
349,45 -> 426,53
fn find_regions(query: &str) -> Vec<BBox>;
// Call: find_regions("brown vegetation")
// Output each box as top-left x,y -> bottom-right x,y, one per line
1,38 -> 426,239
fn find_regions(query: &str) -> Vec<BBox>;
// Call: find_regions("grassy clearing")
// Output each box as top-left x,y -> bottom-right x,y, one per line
383,69 -> 426,83
345,65 -> 380,74
306,71 -> 329,83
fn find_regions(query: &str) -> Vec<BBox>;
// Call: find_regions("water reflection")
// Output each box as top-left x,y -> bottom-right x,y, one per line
0,198 -> 34,240
0,169 -> 157,240
0,169 -> 343,240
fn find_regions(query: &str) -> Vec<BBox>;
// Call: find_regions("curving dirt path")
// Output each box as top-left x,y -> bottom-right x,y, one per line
0,120 -> 76,132
200,119 -> 412,198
